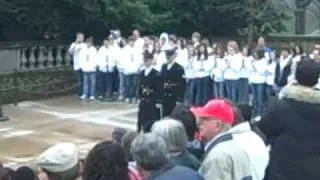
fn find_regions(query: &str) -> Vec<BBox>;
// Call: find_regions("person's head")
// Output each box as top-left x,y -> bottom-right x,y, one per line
83,141 -> 128,180
143,51 -> 154,68
153,41 -> 161,53
165,47 -> 177,63
128,36 -> 135,47
187,41 -> 195,57
270,50 -> 276,62
197,43 -> 208,60
132,29 -> 140,40
257,36 -> 266,46
131,134 -> 168,176
215,43 -> 225,58
103,38 -> 109,48
86,37 -> 94,47
192,32 -> 201,43
76,32 -> 84,43
177,38 -> 186,49
295,60 -> 320,87
191,99 -> 235,143
121,131 -> 138,162
112,128 -> 127,144
281,46 -> 290,59
171,104 -> 197,141
290,47 -> 297,57
16,166 -> 37,180
295,45 -> 304,55
201,38 -> 211,47
36,143 -> 80,180
151,119 -> 188,153
227,40 -> 240,55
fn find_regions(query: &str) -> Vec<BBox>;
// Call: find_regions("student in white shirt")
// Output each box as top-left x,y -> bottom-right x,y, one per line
152,42 -> 166,72
184,42 -> 196,105
249,48 -> 268,120
211,44 -> 227,98
68,32 -> 86,96
97,38 -> 116,101
265,50 -> 277,99
122,36 -> 143,104
133,29 -> 145,53
112,37 -> 125,101
176,38 -> 188,67
192,43 -> 215,106
238,45 -> 252,104
79,37 -> 98,100
224,41 -> 243,103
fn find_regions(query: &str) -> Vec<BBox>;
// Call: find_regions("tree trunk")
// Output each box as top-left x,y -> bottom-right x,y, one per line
248,0 -> 255,45
295,8 -> 306,34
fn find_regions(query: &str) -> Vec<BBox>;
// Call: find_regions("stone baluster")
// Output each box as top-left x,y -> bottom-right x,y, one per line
19,47 -> 27,71
41,46 -> 49,68
47,46 -> 54,68
24,47 -> 32,70
59,45 -> 67,66
51,46 -> 58,67
33,46 -> 40,69
28,46 -> 36,70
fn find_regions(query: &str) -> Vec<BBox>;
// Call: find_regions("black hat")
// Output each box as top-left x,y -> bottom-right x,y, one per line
296,59 -> 320,87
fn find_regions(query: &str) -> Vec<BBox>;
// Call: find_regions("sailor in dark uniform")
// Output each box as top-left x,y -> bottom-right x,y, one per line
160,46 -> 186,117
137,51 -> 161,133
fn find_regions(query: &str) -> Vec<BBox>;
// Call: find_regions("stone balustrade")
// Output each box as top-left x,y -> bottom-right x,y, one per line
19,45 -> 72,71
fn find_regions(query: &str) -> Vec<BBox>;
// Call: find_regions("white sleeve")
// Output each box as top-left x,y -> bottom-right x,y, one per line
68,43 -> 76,55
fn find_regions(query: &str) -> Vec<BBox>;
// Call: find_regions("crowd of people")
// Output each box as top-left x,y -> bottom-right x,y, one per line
68,29 -> 320,122
2,29 -> 320,180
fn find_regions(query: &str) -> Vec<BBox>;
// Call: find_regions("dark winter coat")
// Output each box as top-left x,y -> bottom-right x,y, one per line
259,85 -> 320,180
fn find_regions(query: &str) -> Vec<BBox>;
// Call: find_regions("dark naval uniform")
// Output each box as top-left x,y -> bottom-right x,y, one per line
160,62 -> 185,117
137,68 -> 161,133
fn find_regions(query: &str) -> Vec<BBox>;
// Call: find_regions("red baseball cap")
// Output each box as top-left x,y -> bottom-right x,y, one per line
190,99 -> 235,125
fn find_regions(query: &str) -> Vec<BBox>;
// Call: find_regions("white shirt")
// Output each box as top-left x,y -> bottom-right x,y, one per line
224,53 -> 243,80
239,56 -> 253,78
167,62 -> 174,70
134,37 -> 145,52
121,45 -> 143,74
97,46 -> 116,72
144,66 -> 153,76
68,42 -> 86,70
184,57 -> 195,79
249,58 -> 268,84
79,46 -> 98,72
192,55 -> 215,78
211,56 -> 227,82
176,48 -> 188,67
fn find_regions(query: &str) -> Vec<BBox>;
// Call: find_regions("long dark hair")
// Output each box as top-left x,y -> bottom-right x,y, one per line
83,141 -> 129,180
197,43 -> 208,60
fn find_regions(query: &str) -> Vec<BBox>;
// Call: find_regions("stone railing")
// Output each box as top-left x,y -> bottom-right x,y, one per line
0,41 -> 73,73
0,41 -> 76,104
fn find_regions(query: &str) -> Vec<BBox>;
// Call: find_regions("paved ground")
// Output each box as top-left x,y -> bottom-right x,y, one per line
0,95 -> 138,169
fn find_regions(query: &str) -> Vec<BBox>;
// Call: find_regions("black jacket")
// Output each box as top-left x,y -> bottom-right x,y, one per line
258,85 -> 320,180
274,59 -> 292,88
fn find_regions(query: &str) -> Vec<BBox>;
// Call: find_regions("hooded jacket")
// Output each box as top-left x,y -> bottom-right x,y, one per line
259,84 -> 320,180
199,122 -> 269,180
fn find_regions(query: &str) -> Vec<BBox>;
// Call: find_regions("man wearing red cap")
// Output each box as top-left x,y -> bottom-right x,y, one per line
191,99 -> 268,180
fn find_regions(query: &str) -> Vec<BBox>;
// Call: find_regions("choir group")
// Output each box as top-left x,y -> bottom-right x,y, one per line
69,29 -> 315,125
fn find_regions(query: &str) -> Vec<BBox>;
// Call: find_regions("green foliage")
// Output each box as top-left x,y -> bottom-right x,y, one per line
0,0 -> 289,41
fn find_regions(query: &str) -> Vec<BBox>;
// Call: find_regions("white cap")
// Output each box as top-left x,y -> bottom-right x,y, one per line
36,143 -> 78,173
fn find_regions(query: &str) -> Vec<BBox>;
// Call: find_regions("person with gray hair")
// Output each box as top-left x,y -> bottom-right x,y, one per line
130,133 -> 204,180
151,119 -> 200,170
